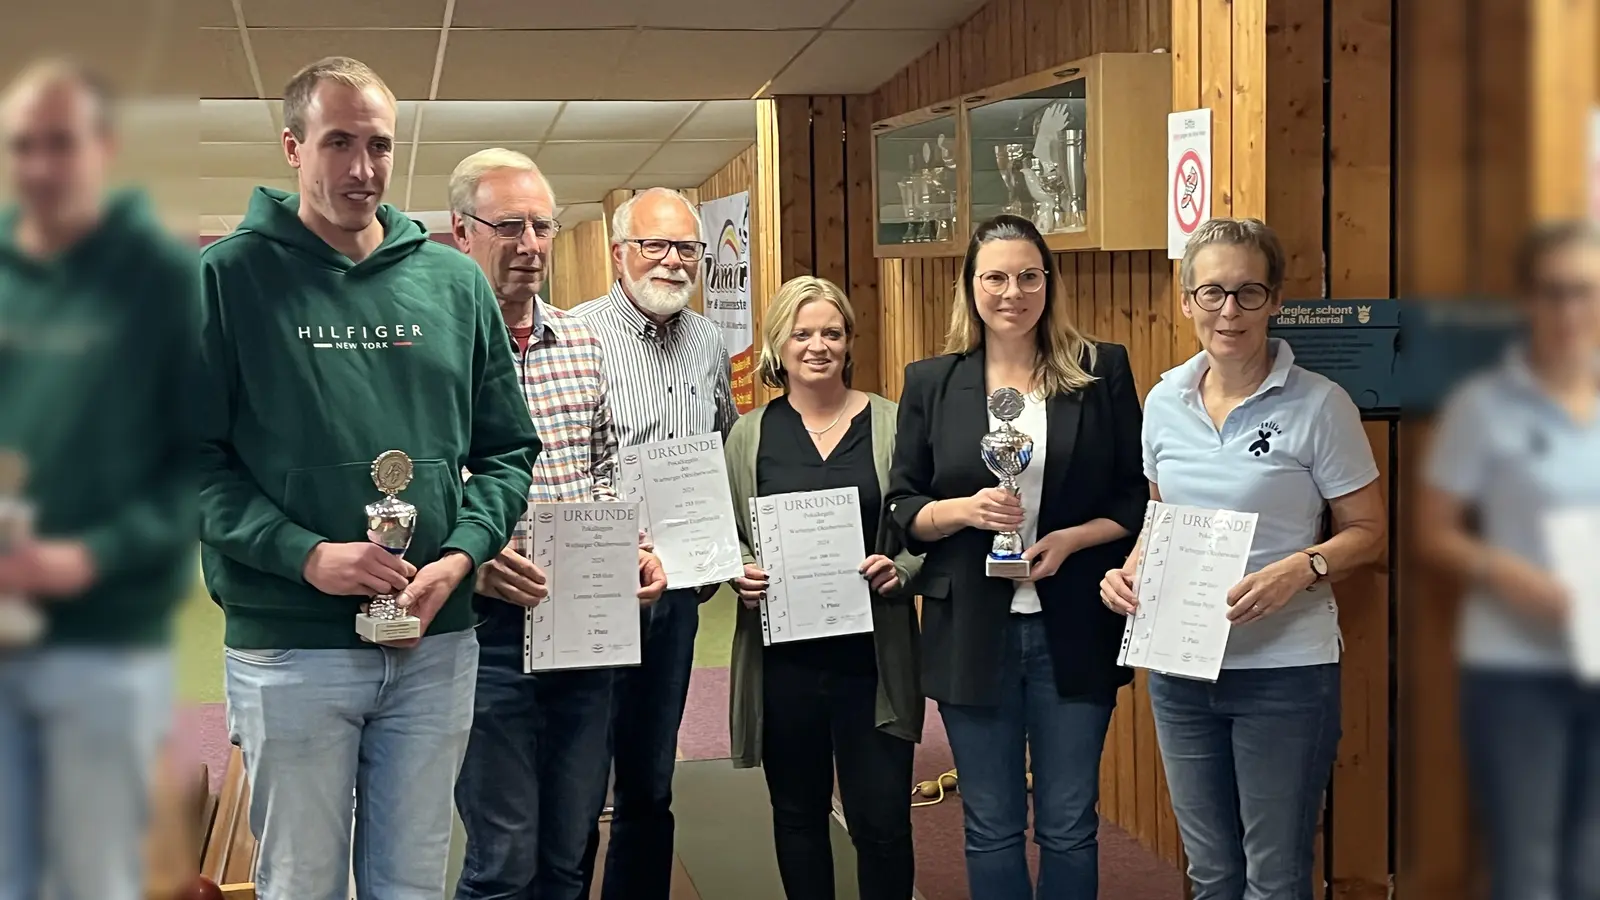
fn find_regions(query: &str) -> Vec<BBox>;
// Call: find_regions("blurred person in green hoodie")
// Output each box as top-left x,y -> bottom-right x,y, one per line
0,59 -> 196,900
197,57 -> 539,900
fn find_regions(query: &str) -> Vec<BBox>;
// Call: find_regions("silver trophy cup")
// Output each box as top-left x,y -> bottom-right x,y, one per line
0,451 -> 43,646
355,450 -> 423,643
980,388 -> 1035,579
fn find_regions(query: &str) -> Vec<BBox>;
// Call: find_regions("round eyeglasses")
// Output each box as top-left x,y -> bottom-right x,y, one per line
1189,283 -> 1273,311
977,268 -> 1047,295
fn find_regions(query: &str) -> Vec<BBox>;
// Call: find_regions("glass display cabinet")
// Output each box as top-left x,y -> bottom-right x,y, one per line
962,52 -> 1171,252
871,104 -> 965,258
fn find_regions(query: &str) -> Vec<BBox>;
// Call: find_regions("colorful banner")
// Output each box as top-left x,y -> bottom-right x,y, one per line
698,192 -> 756,412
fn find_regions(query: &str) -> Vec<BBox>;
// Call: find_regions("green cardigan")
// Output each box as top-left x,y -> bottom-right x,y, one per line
725,393 -> 926,769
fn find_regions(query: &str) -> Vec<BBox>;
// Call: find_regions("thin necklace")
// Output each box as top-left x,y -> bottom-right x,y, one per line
802,397 -> 851,437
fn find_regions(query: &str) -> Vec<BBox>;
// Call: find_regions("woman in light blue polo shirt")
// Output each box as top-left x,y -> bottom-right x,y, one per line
1418,221 -> 1600,900
1100,218 -> 1387,899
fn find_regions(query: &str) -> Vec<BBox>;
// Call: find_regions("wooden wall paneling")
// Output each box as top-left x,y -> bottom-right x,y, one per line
1329,0 -> 1393,300
1200,0 -> 1234,218
1476,0 -> 1530,294
845,97 -> 882,396
777,96 -> 815,281
1093,252 -> 1114,343
811,97 -> 848,287
1091,0 -> 1135,52
1170,0 -> 1202,365
1265,0 -> 1327,299
753,98 -> 785,409
1132,251 -> 1153,391
1005,0 -> 1028,79
1115,684 -> 1137,832
1145,0 -> 1171,51
1026,0 -> 1059,72
1230,0 -> 1267,219
1532,0 -> 1598,218
961,11 -> 986,95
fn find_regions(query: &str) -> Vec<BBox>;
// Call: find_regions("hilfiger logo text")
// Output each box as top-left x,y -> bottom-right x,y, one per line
295,324 -> 424,351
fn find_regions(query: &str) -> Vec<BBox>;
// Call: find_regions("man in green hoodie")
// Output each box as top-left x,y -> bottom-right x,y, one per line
197,57 -> 539,900
0,59 -> 196,900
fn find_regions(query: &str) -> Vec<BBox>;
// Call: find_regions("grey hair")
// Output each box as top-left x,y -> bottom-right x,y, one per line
448,148 -> 555,215
1178,217 -> 1287,292
1515,219 -> 1600,291
610,187 -> 703,245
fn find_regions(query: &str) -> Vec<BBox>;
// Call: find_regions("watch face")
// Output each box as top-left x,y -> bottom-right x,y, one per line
1310,553 -> 1329,576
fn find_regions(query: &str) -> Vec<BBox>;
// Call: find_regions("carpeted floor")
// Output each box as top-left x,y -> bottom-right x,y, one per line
174,582 -> 1185,898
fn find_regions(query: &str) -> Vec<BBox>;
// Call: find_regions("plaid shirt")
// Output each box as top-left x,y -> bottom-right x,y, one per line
506,301 -> 618,550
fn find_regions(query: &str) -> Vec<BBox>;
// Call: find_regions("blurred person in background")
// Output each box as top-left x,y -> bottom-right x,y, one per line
447,147 -> 667,900
724,275 -> 924,900
570,187 -> 738,900
198,57 -> 539,900
887,215 -> 1146,900
1418,221 -> 1600,900
1103,217 -> 1387,900
0,58 -> 196,900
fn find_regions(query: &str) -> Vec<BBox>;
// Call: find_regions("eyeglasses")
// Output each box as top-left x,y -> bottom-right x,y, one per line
977,268 -> 1047,295
1189,283 -> 1273,311
624,238 -> 708,263
463,212 -> 562,241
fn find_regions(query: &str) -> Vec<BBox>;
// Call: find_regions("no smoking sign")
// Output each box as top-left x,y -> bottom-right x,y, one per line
1167,109 -> 1213,259
1173,149 -> 1206,234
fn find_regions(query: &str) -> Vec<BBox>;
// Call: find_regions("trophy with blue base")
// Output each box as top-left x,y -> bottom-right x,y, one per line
981,388 -> 1035,579
356,450 -> 423,644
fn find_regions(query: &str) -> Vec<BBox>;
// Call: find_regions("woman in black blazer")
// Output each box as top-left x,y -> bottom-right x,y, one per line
886,215 -> 1146,900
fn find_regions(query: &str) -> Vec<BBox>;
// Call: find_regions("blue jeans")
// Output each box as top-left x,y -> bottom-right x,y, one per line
1460,668 -> 1600,900
938,614 -> 1115,900
1147,664 -> 1341,900
0,648 -> 172,900
223,629 -> 478,900
596,588 -> 700,900
455,640 -> 615,900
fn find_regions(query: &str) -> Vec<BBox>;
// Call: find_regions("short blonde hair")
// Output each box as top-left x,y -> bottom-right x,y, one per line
281,57 -> 396,141
2,57 -> 117,133
448,148 -> 555,215
758,276 -> 857,389
1179,217 -> 1287,293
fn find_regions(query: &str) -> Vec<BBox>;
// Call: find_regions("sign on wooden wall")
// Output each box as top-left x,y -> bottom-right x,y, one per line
1167,109 -> 1212,260
699,191 -> 756,412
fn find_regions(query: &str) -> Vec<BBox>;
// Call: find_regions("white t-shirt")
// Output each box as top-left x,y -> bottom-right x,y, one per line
988,392 -> 1049,614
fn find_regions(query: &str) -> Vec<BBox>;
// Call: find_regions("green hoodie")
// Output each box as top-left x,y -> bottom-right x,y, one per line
198,187 -> 539,650
0,189 -> 196,646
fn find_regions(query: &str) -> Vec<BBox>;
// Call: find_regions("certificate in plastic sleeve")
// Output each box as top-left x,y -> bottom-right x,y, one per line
521,501 -> 643,673
616,433 -> 744,590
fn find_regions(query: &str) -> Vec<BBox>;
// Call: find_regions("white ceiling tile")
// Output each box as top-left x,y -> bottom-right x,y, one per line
637,0 -> 847,29
416,101 -> 563,142
185,0 -> 240,28
767,29 -> 944,94
410,142 -> 543,177
603,31 -> 813,100
537,142 -> 660,175
451,0 -> 637,28
199,100 -> 278,142
625,173 -> 710,190
636,140 -> 750,177
545,101 -> 698,141
248,29 -> 440,99
544,174 -> 625,205
830,0 -> 988,30
404,175 -> 453,209
438,31 -> 633,100
197,177 -> 299,217
560,202 -> 606,224
200,215 -> 235,236
674,101 -> 757,141
191,28 -> 259,99
239,0 -> 448,27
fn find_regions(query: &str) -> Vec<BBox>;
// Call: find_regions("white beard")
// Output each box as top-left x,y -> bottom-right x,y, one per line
626,265 -> 694,317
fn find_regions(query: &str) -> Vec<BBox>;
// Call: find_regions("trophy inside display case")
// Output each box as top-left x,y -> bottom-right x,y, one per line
873,110 -> 961,248
967,77 -> 1088,236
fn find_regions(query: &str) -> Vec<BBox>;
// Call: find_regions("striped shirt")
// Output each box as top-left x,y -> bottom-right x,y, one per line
569,281 -> 739,446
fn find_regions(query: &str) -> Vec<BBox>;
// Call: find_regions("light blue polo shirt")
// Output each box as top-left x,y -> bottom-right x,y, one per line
1425,345 -> 1600,673
1142,339 -> 1380,669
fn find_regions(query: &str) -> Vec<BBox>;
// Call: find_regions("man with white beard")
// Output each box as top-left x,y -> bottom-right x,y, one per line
568,187 -> 737,900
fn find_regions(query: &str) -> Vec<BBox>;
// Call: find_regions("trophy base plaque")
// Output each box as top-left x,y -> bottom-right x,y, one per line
986,556 -> 1032,579
355,613 -> 423,644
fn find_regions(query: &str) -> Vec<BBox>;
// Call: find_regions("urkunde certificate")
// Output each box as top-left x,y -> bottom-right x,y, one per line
1543,506 -> 1600,684
522,501 -> 643,673
1118,500 -> 1258,682
616,433 -> 744,590
748,487 -> 874,646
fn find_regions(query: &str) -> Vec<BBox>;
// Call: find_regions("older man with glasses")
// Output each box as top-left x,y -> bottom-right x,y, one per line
447,149 -> 668,900
569,187 -> 738,900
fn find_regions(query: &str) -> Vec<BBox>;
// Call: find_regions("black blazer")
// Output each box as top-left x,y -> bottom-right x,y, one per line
885,342 -> 1147,707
